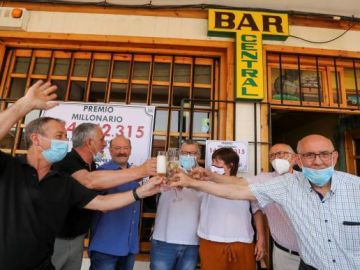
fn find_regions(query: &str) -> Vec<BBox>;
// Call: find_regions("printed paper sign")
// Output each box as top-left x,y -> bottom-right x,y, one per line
205,140 -> 248,173
41,102 -> 155,166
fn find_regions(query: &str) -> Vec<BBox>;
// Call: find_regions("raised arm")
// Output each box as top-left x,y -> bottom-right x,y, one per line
190,167 -> 241,184
84,175 -> 163,211
71,159 -> 157,190
0,80 -> 58,140
172,172 -> 256,200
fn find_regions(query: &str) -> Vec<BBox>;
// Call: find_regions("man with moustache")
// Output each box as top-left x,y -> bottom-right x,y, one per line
52,124 -> 156,270
88,135 -> 142,270
0,80 -> 162,270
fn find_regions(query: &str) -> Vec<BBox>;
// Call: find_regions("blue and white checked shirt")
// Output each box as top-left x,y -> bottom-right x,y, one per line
249,170 -> 360,269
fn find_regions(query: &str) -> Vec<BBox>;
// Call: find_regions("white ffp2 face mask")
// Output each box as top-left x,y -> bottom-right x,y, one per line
271,158 -> 291,175
210,165 -> 225,175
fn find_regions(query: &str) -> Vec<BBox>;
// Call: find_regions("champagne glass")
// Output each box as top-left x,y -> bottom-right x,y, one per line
166,148 -> 182,202
157,151 -> 167,177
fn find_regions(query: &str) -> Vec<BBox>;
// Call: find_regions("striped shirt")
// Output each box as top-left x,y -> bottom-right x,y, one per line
249,170 -> 360,269
247,172 -> 299,252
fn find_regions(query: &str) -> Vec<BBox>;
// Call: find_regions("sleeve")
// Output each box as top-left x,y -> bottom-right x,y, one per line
68,176 -> 98,209
249,176 -> 289,208
250,200 -> 260,214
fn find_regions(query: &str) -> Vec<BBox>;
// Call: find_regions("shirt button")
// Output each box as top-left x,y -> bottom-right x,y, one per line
332,259 -> 336,263
328,239 -> 331,242
325,220 -> 328,223
132,221 -> 135,224
133,210 -> 136,213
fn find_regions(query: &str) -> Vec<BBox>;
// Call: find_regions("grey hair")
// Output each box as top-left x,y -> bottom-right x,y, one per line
25,117 -> 65,148
72,123 -> 99,148
271,143 -> 295,154
181,139 -> 201,154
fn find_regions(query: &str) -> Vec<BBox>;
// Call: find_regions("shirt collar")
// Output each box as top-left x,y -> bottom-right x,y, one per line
295,170 -> 337,195
103,160 -> 130,170
18,154 -> 63,179
72,148 -> 96,171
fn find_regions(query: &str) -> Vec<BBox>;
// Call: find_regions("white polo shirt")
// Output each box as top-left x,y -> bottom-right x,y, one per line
152,188 -> 201,245
198,183 -> 258,243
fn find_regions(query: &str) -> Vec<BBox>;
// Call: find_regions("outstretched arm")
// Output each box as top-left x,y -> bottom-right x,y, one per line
171,172 -> 256,200
84,175 -> 163,211
190,167 -> 242,185
71,159 -> 157,190
0,80 -> 58,141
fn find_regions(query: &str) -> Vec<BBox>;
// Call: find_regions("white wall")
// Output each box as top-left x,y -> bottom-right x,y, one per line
24,11 -> 360,52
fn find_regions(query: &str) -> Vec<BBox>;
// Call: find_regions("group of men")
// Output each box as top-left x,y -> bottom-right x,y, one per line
0,81 -> 161,270
1,80 -> 360,270
172,136 -> 360,270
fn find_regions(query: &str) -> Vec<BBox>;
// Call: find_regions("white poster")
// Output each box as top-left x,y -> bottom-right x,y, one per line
41,102 -> 155,167
205,140 -> 248,173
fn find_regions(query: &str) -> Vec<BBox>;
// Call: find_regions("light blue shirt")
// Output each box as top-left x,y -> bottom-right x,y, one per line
88,161 -> 141,256
250,170 -> 360,269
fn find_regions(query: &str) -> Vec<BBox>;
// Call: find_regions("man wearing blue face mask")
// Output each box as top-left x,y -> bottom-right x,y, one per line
150,140 -> 202,270
171,134 -> 360,270
0,80 -> 163,270
52,123 -> 157,270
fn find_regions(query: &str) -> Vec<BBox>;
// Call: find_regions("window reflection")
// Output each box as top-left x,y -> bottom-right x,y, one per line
34,58 -> 50,75
13,57 -> 30,74
73,59 -> 90,77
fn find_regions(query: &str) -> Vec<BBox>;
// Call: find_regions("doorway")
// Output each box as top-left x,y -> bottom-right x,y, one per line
270,110 -> 360,174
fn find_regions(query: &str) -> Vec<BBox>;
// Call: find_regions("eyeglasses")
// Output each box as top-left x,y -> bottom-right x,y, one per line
299,151 -> 334,161
269,151 -> 292,160
111,146 -> 130,151
180,151 -> 199,156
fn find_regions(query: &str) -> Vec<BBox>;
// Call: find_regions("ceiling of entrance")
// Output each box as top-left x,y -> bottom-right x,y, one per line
8,0 -> 360,19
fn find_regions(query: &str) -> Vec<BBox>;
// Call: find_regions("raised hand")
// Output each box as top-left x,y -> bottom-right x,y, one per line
190,167 -> 213,181
136,175 -> 164,198
140,158 -> 157,177
23,80 -> 58,111
169,171 -> 196,188
0,80 -> 58,141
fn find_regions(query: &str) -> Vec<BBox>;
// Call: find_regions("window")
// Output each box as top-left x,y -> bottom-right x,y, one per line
0,47 -> 225,256
267,52 -> 360,110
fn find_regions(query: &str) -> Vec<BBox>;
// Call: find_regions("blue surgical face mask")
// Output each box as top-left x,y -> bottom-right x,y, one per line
42,139 -> 68,163
93,152 -> 104,163
210,165 -> 225,175
180,155 -> 196,171
302,166 -> 334,187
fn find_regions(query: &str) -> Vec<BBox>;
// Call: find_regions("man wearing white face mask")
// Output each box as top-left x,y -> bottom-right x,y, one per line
247,144 -> 300,270
171,135 -> 360,270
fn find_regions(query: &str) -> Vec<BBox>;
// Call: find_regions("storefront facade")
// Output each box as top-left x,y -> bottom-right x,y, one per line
0,1 -> 359,268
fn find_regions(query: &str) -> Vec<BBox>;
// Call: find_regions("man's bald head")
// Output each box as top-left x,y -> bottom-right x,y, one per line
297,134 -> 334,154
270,143 -> 295,155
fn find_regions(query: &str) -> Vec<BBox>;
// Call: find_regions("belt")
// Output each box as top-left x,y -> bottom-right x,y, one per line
274,241 -> 299,256
299,259 -> 318,270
